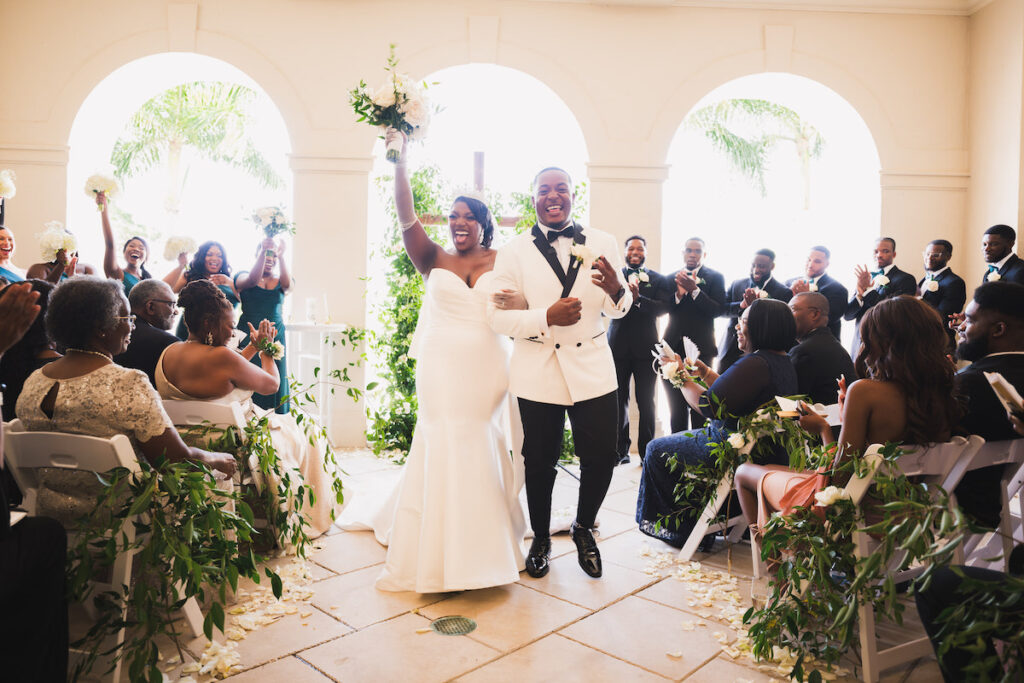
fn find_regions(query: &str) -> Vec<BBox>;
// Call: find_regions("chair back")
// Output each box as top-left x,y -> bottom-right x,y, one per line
4,419 -> 140,515
161,399 -> 247,433
894,434 -> 985,492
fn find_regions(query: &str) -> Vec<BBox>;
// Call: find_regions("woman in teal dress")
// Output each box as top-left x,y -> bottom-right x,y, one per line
95,191 -> 151,296
0,226 -> 26,283
168,240 -> 239,339
235,237 -> 291,413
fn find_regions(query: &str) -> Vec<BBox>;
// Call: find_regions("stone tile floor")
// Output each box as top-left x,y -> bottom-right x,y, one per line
75,450 -> 944,682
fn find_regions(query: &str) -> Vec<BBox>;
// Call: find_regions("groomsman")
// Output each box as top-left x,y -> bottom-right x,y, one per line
786,246 -> 847,340
662,237 -> 726,432
844,237 -> 917,355
608,235 -> 672,465
981,224 -> 1024,285
919,239 -> 966,348
717,248 -> 792,374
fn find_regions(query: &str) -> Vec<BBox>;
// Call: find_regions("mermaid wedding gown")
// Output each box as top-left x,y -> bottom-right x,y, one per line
341,268 -> 526,592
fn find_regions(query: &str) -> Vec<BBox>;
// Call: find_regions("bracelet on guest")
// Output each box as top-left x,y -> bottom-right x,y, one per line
399,216 -> 419,231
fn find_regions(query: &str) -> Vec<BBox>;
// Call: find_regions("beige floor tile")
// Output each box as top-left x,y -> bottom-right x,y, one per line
593,507 -> 639,539
560,595 -> 734,680
418,582 -> 589,652
299,612 -> 499,683
309,564 -> 448,629
683,655 -> 776,681
518,552 -> 659,610
607,461 -> 643,494
601,486 -> 639,515
456,633 -> 668,682
309,528 -> 387,575
599,529 -> 680,572
695,543 -> 755,578
637,575 -> 752,626
222,655 -> 334,682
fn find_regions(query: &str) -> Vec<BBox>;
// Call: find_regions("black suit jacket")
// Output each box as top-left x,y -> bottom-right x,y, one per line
788,326 -> 858,404
919,268 -> 967,319
662,265 -> 726,360
717,277 -> 793,359
785,273 -> 848,340
843,265 -> 917,354
113,319 -> 178,387
984,253 -> 1024,286
608,267 -> 672,358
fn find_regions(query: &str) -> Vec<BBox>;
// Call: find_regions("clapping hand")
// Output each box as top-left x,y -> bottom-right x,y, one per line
261,237 -> 277,254
740,288 -> 758,308
247,319 -> 277,347
627,279 -> 640,301
675,270 -> 698,295
791,279 -> 810,295
836,376 -> 848,416
0,282 -> 41,355
853,264 -> 872,296
210,273 -> 232,286
491,288 -> 527,311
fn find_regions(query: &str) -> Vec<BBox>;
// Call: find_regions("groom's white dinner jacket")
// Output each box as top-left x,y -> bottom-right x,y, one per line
487,222 -> 632,406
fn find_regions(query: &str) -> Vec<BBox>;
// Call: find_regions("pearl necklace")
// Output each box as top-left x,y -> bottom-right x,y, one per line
66,347 -> 113,361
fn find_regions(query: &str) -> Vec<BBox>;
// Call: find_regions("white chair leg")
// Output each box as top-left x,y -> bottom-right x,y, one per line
180,597 -> 205,638
678,476 -> 732,561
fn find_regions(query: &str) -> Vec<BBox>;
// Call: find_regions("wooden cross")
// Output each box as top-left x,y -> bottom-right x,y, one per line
420,151 -> 522,228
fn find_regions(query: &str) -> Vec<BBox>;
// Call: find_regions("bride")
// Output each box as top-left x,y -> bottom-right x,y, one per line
342,129 -> 526,592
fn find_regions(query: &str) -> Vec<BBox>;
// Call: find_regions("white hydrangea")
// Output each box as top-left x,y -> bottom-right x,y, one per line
84,172 -> 120,200
0,169 -> 16,199
163,235 -> 197,261
37,221 -> 77,262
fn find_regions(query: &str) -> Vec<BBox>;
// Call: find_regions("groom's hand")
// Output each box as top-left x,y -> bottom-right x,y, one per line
547,297 -> 582,326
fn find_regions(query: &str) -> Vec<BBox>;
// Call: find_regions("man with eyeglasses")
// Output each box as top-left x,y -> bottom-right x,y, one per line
788,292 -> 857,404
113,279 -> 179,386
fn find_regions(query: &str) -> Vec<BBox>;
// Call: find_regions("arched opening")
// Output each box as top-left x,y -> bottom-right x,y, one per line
66,52 -> 292,287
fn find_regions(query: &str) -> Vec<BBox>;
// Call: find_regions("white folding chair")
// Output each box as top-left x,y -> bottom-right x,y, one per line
677,473 -> 748,561
961,439 -> 1024,571
161,399 -> 257,487
3,420 -> 204,683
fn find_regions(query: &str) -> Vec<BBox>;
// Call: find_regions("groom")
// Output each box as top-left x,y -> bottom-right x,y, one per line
487,167 -> 631,579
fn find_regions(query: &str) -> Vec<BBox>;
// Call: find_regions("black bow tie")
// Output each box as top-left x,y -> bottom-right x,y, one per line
547,226 -> 574,242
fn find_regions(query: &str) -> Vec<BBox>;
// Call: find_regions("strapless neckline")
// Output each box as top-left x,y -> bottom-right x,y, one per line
429,267 -> 496,290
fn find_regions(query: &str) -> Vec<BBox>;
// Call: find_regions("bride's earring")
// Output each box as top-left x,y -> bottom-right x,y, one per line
206,332 -> 214,345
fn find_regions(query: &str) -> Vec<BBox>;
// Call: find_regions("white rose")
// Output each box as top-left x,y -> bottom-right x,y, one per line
873,274 -> 890,287
401,94 -> 429,128
727,433 -> 746,450
659,360 -> 679,381
638,271 -> 650,282
569,243 -> 596,265
757,289 -> 769,299
808,282 -> 818,292
628,273 -> 639,286
987,271 -> 1002,282
255,207 -> 274,227
926,279 -> 939,292
0,169 -> 16,199
371,84 -> 397,108
814,485 -> 849,507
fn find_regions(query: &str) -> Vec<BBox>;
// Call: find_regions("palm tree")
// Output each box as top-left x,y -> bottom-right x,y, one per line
110,81 -> 284,216
686,99 -> 824,209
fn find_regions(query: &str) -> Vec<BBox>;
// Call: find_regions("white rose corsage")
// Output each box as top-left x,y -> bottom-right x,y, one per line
814,485 -> 850,507
727,433 -> 746,450
0,169 -> 16,199
756,289 -> 769,299
84,173 -> 120,203
873,274 -> 890,287
638,270 -> 649,283
163,235 -> 197,261
926,279 -> 939,292
987,271 -> 1002,282
569,243 -> 596,266
256,338 -> 285,361
38,221 -> 77,262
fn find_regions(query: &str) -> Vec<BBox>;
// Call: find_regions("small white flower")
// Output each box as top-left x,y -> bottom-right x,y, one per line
0,169 -> 16,199
163,235 -> 197,261
638,271 -> 650,282
926,279 -> 939,292
84,172 -> 120,200
808,282 -> 818,292
269,341 -> 285,361
628,273 -> 639,286
814,485 -> 849,507
727,433 -> 746,450
987,271 -> 1002,282
873,274 -> 890,287
37,221 -> 77,262
371,84 -> 397,108
569,243 -> 596,265
756,289 -> 769,299
659,360 -> 680,381
400,93 -> 429,128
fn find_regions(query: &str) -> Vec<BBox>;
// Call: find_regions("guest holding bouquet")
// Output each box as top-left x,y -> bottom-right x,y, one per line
26,222 -> 95,282
94,190 -> 151,296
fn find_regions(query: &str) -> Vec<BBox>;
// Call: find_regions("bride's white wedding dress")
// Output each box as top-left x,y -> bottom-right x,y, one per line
342,268 -> 526,592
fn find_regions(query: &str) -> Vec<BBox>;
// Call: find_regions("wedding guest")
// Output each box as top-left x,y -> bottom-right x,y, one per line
167,240 -> 238,339
918,239 -> 965,349
718,248 -> 792,374
609,235 -> 671,465
787,245 -> 848,339
26,227 -> 96,283
0,280 -> 58,422
843,237 -> 916,356
787,292 -> 856,405
95,190 -> 151,296
736,296 -> 959,541
981,224 -> 1024,285
952,281 -> 1024,528
112,279 -> 179,387
16,276 -> 235,527
662,237 -> 726,432
235,237 -> 291,413
0,281 -> 68,683
638,299 -> 797,548
0,226 -> 26,282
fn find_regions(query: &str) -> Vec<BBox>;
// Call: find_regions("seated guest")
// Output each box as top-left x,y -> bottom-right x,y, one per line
787,292 -> 857,405
736,296 -> 959,539
113,278 -> 179,387
156,280 -> 341,536
952,281 -> 1024,527
15,276 -> 236,526
919,239 -> 966,349
637,299 -> 798,547
981,224 -> 1024,286
786,245 -> 847,339
718,248 -> 792,374
0,280 -> 58,421
844,237 -> 917,356
0,282 -> 68,683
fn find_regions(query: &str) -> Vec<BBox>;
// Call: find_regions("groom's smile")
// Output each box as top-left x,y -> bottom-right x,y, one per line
533,168 -> 574,228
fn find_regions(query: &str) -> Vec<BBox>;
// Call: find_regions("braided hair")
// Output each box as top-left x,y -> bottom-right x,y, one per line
177,279 -> 230,339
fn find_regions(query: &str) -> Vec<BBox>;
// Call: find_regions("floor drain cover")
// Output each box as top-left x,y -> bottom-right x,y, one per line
430,615 -> 477,636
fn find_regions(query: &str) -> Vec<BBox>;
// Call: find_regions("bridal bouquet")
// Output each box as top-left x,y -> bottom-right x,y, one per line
163,235 -> 197,261
0,169 -> 16,199
84,172 -> 120,204
349,44 -> 434,162
38,221 -> 77,262
252,206 -> 293,239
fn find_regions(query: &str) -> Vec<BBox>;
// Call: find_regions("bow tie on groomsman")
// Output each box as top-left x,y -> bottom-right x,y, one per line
547,226 -> 575,242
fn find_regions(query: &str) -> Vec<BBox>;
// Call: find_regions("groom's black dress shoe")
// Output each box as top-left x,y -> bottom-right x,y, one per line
525,536 -> 552,578
571,521 -> 602,578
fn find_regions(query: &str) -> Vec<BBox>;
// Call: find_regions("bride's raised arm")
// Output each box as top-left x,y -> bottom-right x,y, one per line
389,128 -> 441,274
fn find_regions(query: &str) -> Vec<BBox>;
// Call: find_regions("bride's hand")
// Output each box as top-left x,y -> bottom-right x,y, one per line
491,289 -> 527,310
248,319 -> 277,346
385,127 -> 407,163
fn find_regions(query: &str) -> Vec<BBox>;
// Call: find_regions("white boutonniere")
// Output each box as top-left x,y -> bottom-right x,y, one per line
638,270 -> 650,283
814,485 -> 850,507
756,288 -> 769,299
569,243 -> 596,265
873,274 -> 890,287
987,271 -> 1002,282
926,278 -> 939,292
808,282 -> 818,292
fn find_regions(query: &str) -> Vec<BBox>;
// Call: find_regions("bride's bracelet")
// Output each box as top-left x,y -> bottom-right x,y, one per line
399,216 -> 418,231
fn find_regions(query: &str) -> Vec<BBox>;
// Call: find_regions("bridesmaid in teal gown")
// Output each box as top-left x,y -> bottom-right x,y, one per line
168,240 -> 239,339
0,226 -> 26,283
96,191 -> 151,296
235,237 -> 291,413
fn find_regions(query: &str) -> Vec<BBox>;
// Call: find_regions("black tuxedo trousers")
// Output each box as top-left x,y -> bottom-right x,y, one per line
518,391 -> 618,537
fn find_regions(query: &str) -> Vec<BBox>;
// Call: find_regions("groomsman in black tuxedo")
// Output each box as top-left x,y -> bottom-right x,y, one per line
918,239 -> 966,349
718,248 -> 792,374
609,235 -> 672,465
843,237 -> 917,355
786,246 -> 847,340
981,224 -> 1024,285
662,237 -> 726,432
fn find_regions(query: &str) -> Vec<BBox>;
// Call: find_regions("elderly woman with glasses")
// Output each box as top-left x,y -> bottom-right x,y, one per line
15,276 -> 235,526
